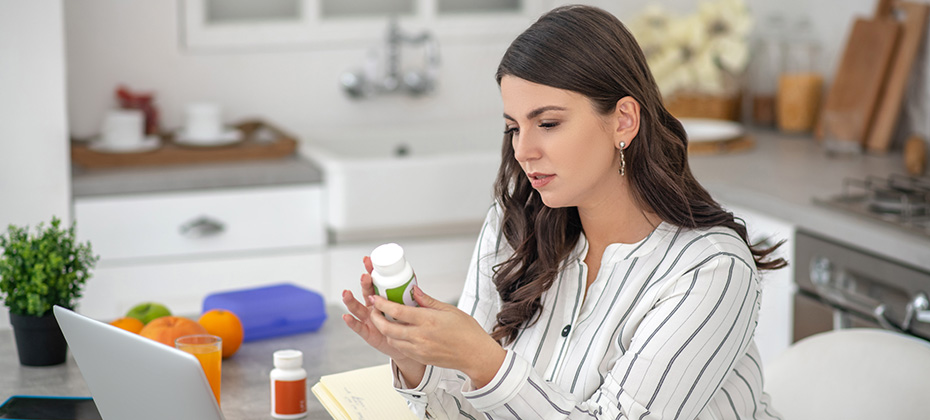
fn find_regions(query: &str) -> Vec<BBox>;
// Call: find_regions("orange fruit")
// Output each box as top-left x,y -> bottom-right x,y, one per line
139,316 -> 208,347
109,317 -> 145,334
198,309 -> 244,359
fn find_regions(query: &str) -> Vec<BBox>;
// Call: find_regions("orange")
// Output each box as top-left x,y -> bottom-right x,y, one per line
139,316 -> 208,347
198,309 -> 244,359
109,317 -> 145,334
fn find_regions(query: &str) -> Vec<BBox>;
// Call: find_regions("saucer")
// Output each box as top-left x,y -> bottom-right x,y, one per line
88,135 -> 162,154
174,129 -> 243,148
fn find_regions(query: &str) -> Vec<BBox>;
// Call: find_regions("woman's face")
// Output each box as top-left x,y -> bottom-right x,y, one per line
501,76 -> 622,210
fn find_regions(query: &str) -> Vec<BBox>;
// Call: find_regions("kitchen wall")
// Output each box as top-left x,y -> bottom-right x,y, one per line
0,0 -> 71,331
1,0 -> 71,227
64,0 -> 918,145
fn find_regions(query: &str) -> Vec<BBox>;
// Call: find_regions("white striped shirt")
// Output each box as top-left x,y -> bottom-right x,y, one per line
394,206 -> 782,419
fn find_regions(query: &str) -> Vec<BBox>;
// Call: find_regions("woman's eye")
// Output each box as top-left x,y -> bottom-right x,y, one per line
539,121 -> 559,130
504,126 -> 519,135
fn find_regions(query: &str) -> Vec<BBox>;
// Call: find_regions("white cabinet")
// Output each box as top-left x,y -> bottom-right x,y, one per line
725,203 -> 796,366
73,185 -> 326,320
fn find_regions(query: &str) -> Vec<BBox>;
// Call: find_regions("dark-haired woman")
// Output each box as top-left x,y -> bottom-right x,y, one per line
343,4 -> 784,419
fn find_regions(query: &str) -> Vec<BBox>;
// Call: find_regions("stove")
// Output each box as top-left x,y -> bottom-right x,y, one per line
813,174 -> 930,239
796,173 -> 930,344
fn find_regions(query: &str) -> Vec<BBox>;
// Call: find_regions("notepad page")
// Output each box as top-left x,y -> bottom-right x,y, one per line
317,364 -> 418,420
311,381 -> 351,420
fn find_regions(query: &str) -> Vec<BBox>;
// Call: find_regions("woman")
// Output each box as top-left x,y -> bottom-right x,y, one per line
343,5 -> 785,419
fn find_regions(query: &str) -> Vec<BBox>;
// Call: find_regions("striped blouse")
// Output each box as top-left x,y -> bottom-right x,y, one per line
393,206 -> 782,419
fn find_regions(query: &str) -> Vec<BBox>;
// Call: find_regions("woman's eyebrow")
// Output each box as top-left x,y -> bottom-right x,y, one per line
503,105 -> 568,121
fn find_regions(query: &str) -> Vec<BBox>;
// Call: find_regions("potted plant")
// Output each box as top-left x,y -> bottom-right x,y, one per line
0,217 -> 98,366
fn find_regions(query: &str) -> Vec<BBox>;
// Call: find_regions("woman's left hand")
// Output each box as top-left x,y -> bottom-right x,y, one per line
368,285 -> 507,389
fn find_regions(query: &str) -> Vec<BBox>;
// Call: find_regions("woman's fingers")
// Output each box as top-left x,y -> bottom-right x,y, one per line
368,294 -> 417,326
360,273 -> 376,304
343,289 -> 372,324
363,256 -> 374,274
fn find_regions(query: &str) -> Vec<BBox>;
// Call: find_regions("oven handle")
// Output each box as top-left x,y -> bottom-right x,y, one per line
903,293 -> 930,330
810,257 -> 901,331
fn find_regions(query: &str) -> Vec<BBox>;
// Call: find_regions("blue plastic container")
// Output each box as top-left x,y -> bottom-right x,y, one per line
202,283 -> 327,342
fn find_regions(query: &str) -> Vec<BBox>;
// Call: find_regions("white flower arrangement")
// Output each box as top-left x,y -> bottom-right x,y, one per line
629,0 -> 753,98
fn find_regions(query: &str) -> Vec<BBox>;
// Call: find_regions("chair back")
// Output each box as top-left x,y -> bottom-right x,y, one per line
764,328 -> 930,420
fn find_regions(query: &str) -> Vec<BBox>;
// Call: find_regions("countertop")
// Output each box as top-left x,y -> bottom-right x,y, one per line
70,129 -> 928,271
0,307 -> 386,419
71,156 -> 324,198
689,129 -> 930,274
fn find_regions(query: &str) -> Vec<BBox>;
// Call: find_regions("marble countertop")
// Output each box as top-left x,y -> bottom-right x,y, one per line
0,307 -> 384,419
689,129 -> 929,274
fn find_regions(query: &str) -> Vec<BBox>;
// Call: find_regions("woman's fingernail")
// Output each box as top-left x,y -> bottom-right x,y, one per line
368,295 -> 375,304
414,285 -> 424,297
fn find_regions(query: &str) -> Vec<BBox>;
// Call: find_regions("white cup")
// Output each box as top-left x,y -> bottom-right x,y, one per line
100,109 -> 145,150
183,103 -> 224,142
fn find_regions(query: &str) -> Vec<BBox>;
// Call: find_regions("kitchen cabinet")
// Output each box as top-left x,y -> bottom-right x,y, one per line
725,203 -> 796,366
73,184 -> 326,320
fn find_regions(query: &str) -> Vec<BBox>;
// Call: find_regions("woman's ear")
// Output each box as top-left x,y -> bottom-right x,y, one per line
613,96 -> 640,149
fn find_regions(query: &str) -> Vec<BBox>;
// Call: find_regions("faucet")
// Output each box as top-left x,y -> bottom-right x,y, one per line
341,18 -> 440,98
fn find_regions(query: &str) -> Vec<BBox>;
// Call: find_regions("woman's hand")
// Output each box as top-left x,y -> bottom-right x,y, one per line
368,285 -> 507,389
342,257 -> 418,365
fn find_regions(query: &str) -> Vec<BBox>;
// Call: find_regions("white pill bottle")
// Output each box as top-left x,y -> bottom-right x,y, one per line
370,243 -> 419,309
270,349 -> 307,419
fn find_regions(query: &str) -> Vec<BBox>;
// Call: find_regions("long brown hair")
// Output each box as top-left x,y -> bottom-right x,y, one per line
490,5 -> 786,345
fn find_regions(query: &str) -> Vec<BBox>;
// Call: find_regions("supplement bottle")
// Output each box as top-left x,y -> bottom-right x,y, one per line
370,243 -> 419,309
270,349 -> 307,419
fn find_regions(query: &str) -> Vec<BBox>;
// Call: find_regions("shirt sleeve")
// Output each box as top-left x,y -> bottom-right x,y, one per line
460,255 -> 761,420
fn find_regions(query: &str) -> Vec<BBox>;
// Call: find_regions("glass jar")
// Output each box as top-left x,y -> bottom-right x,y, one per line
777,17 -> 823,133
747,14 -> 786,127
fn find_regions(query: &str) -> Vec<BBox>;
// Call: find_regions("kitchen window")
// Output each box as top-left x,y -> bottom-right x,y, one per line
181,0 -> 540,51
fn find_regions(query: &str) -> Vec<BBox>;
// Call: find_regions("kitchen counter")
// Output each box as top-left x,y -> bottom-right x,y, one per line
71,156 -> 324,198
0,307 -> 386,419
689,129 -> 929,273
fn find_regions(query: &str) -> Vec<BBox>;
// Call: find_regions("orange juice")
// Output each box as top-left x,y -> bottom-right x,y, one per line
176,335 -> 222,406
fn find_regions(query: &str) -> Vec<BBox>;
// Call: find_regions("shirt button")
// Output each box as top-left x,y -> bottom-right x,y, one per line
561,325 -> 571,337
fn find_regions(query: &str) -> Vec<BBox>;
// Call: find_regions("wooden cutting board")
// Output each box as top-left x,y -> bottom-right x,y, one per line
817,15 -> 900,146
865,1 -> 930,153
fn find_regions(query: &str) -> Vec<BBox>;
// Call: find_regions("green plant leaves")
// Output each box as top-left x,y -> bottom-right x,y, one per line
0,217 -> 99,317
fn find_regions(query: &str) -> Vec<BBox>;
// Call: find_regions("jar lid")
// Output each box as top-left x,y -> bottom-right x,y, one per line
273,349 -> 303,369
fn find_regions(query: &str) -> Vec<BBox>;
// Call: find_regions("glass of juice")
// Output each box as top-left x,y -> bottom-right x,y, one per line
176,334 -> 222,406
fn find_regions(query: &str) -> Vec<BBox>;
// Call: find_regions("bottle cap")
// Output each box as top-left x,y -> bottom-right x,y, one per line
370,243 -> 406,276
273,349 -> 303,369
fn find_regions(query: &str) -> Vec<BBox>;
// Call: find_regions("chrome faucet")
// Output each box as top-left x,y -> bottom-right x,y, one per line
341,19 -> 440,98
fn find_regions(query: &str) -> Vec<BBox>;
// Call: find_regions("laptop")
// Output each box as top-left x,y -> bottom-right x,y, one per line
53,306 -> 225,420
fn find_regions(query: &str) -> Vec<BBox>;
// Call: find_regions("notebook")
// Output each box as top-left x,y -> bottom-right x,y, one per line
311,364 -> 418,420
53,306 -> 225,420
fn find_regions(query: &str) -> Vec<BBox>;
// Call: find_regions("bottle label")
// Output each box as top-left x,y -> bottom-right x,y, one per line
273,378 -> 307,415
379,274 -> 418,306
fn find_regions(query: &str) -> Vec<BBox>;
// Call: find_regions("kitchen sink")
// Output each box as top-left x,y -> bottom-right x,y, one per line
299,121 -> 502,241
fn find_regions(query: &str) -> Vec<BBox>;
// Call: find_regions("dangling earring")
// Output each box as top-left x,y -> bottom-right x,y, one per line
618,141 -> 626,177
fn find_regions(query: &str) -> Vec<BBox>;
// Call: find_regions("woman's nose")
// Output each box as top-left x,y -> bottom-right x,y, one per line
512,132 -> 540,163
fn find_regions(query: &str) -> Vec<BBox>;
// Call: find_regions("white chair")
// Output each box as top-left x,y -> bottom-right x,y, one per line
764,328 -> 930,420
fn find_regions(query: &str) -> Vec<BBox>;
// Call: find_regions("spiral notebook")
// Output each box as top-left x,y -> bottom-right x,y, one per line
311,364 -> 417,420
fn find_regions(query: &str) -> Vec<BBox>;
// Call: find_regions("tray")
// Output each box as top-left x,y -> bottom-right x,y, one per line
71,119 -> 298,169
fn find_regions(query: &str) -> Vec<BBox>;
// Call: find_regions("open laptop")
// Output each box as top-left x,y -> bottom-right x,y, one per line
54,306 -> 225,420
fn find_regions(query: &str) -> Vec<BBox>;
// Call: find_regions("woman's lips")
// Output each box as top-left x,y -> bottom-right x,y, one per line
527,172 -> 554,188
